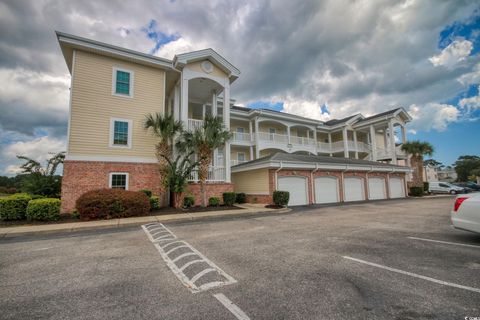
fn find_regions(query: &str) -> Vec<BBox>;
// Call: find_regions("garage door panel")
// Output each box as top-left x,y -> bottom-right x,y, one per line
389,177 -> 405,198
344,177 -> 365,202
278,176 -> 308,206
315,177 -> 339,204
368,177 -> 386,200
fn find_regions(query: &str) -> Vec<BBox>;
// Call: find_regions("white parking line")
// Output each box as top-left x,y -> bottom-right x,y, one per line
408,236 -> 480,249
213,293 -> 251,320
344,256 -> 480,293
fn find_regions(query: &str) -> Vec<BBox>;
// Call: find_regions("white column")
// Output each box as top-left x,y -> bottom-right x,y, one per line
401,125 -> 407,144
255,117 -> 260,158
342,127 -> 349,158
328,132 -> 332,157
314,130 -> 318,154
369,125 -> 377,161
223,86 -> 231,183
249,121 -> 253,142
353,130 -> 359,159
249,146 -> 254,160
202,104 -> 206,119
173,84 -> 180,121
287,126 -> 291,144
389,120 -> 397,164
180,77 -> 189,124
212,91 -> 217,116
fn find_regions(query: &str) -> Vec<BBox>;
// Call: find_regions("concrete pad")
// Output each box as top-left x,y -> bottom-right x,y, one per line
155,213 -> 191,222
118,215 -> 157,226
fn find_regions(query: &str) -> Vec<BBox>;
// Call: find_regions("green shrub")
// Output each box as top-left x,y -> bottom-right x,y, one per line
183,195 -> 195,208
31,194 -> 46,200
71,209 -> 80,219
76,189 -> 150,220
223,192 -> 236,206
150,196 -> 160,211
423,182 -> 429,192
208,197 -> 220,207
273,190 -> 290,206
0,193 -> 32,220
409,186 -> 424,197
236,192 -> 246,204
139,189 -> 152,197
26,198 -> 61,221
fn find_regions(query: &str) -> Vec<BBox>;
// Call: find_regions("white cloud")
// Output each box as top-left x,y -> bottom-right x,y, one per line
154,37 -> 207,59
281,97 -> 331,122
429,39 -> 473,68
408,103 -> 459,132
3,136 -> 67,174
457,63 -> 480,85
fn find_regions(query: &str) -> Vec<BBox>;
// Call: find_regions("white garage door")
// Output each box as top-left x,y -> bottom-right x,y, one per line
278,176 -> 308,206
315,177 -> 339,204
344,177 -> 365,202
368,177 -> 386,200
389,177 -> 405,198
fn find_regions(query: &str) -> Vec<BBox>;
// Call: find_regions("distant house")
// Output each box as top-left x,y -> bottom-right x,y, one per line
437,168 -> 457,183
56,32 -> 412,212
423,164 -> 439,182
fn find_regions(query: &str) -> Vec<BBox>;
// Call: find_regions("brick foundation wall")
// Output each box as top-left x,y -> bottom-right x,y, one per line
244,194 -> 272,204
185,183 -> 234,206
61,160 -> 165,213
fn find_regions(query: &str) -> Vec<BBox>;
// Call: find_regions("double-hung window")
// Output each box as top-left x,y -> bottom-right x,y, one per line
110,118 -> 132,148
113,67 -> 133,97
109,173 -> 129,190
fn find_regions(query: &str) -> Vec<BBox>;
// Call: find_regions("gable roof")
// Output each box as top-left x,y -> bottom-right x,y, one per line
324,114 -> 360,126
173,48 -> 240,81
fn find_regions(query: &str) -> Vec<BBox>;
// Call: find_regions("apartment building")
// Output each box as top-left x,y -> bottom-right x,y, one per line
57,32 -> 411,212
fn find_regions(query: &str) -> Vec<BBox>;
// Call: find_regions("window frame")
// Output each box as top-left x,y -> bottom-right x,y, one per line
112,67 -> 134,98
237,152 -> 246,162
109,117 -> 133,149
109,172 -> 129,190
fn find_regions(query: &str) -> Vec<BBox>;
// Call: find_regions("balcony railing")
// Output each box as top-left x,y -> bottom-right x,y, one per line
231,159 -> 248,166
187,119 -> 204,131
257,132 -> 289,143
290,135 -> 316,146
188,166 -> 225,182
231,132 -> 251,143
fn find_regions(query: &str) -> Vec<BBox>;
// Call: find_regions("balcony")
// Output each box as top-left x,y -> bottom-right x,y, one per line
188,166 -> 226,182
187,119 -> 204,131
231,132 -> 252,145
318,141 -> 371,154
231,159 -> 248,166
375,145 -> 407,160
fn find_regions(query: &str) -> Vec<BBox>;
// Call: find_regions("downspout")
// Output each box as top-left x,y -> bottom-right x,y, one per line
341,165 -> 349,202
366,165 -> 374,200
387,166 -> 395,199
274,161 -> 283,192
311,163 -> 319,204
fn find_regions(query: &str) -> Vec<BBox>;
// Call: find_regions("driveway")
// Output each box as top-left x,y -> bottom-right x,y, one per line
1,197 -> 479,319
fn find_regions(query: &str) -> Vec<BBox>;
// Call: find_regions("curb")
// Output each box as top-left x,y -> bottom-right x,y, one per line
0,207 -> 291,238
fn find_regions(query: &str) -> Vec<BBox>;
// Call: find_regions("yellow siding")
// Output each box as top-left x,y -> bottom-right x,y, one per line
186,60 -> 227,78
69,50 -> 165,158
232,169 -> 269,194
231,147 -> 251,161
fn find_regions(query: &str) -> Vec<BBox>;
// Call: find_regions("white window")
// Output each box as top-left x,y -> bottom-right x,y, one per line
109,118 -> 133,148
237,127 -> 244,133
269,128 -> 276,140
109,172 -> 129,190
112,67 -> 134,98
237,152 -> 246,162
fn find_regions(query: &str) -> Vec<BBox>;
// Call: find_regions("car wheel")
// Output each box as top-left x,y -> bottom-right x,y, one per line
450,190 -> 457,195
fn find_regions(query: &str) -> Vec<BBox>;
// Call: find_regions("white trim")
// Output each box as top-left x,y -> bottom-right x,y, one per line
109,117 -> 133,149
109,172 -> 129,190
65,155 -> 157,163
66,49 -> 76,154
112,67 -> 134,98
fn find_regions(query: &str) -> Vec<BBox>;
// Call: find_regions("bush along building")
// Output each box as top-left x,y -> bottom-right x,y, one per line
57,32 -> 412,212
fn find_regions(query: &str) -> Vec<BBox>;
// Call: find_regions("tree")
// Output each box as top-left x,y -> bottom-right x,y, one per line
454,155 -> 480,182
144,113 -> 183,203
16,152 -> 65,197
401,141 -> 434,188
179,115 -> 231,207
423,159 -> 442,167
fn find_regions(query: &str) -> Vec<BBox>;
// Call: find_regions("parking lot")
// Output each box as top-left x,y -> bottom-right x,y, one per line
1,196 -> 479,319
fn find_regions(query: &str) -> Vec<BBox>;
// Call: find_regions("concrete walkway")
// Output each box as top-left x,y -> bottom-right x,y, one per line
0,204 -> 290,237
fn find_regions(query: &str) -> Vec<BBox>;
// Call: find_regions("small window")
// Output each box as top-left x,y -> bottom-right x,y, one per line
112,67 -> 134,97
109,173 -> 129,190
237,152 -> 245,162
237,127 -> 244,133
269,128 -> 276,134
110,118 -> 132,148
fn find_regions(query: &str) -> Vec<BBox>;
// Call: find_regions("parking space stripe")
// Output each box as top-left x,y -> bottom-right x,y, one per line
172,252 -> 197,263
407,236 -> 480,249
190,268 -> 216,284
166,244 -> 190,255
344,256 -> 480,293
213,293 -> 251,320
179,259 -> 204,271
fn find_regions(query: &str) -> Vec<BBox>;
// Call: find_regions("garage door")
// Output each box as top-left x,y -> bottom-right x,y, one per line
344,177 -> 365,202
368,177 -> 386,200
389,177 -> 405,198
314,177 -> 339,204
278,176 -> 308,206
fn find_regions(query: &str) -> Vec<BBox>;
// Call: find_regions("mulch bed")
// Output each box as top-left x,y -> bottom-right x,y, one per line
0,205 -> 242,227
265,204 -> 284,209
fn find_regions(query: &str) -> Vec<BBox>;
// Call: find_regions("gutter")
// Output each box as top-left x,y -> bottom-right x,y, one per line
310,163 -> 320,204
341,165 -> 349,202
274,161 -> 283,191
365,165 -> 374,200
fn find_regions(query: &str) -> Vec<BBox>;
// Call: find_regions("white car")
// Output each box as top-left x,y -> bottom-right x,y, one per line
451,193 -> 480,234
429,181 -> 465,194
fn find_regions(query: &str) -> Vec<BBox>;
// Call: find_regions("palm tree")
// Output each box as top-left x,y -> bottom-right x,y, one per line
17,152 -> 65,176
144,113 -> 183,185
179,114 -> 231,207
401,141 -> 434,188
